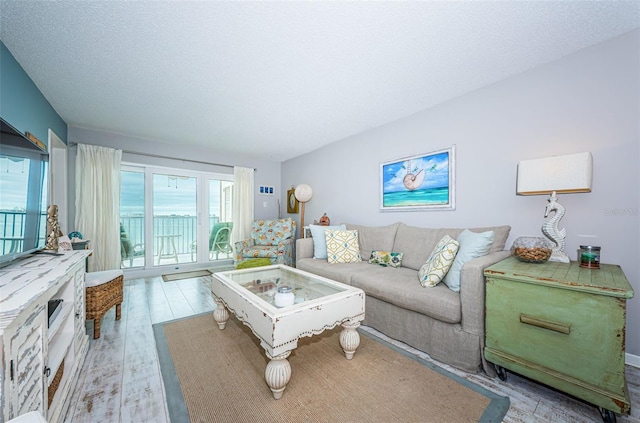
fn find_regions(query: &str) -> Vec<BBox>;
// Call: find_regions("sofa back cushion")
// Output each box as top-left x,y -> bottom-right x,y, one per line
344,222 -> 399,260
393,223 -> 511,271
393,224 -> 454,271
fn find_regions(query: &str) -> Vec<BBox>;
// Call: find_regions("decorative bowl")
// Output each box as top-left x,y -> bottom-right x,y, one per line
68,231 -> 83,240
511,237 -> 552,263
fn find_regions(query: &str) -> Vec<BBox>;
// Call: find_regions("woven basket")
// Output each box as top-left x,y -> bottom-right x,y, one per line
48,360 -> 64,408
86,274 -> 124,338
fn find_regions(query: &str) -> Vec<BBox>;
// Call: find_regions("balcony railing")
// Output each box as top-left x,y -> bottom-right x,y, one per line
120,215 -> 229,267
0,211 -> 46,255
1,211 -> 226,265
120,215 -> 220,255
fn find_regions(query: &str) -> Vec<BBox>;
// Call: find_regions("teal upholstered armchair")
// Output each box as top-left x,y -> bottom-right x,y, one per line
234,218 -> 297,266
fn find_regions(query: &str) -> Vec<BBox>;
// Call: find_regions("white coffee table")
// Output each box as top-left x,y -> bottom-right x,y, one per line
211,264 -> 365,399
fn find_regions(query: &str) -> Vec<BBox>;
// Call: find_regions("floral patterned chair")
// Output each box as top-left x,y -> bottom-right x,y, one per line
234,218 -> 297,266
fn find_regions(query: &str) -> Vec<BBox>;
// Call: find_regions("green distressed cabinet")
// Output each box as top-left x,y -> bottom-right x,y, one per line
484,257 -> 634,421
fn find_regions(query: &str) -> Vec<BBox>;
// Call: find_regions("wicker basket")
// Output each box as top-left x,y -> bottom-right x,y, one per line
85,273 -> 124,339
48,360 -> 64,408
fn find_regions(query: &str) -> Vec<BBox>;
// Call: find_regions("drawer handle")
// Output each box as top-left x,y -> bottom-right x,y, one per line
519,314 -> 571,335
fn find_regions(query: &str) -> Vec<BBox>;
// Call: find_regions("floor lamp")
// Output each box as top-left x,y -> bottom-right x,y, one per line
294,184 -> 313,237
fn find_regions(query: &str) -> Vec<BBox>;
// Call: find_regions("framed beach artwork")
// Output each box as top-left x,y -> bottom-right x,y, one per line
380,146 -> 456,211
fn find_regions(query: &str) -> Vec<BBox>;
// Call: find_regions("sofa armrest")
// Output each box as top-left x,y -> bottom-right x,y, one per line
296,238 -> 314,261
459,250 -> 511,336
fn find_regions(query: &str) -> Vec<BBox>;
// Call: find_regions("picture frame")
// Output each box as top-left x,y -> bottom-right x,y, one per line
287,188 -> 299,213
380,146 -> 455,211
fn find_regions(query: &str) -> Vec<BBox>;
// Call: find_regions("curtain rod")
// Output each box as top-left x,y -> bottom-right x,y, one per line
68,141 -> 255,171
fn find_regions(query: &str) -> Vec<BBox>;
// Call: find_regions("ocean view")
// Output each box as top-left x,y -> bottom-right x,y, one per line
382,186 -> 449,207
120,214 -> 221,256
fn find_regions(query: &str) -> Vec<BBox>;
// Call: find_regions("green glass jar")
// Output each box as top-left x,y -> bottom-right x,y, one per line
579,245 -> 600,269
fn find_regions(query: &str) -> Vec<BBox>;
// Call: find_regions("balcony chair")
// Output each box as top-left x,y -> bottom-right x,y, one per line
234,218 -> 296,266
210,222 -> 233,259
190,222 -> 234,260
120,223 -> 144,267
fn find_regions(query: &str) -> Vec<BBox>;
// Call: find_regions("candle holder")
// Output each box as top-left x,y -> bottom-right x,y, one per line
579,245 -> 600,269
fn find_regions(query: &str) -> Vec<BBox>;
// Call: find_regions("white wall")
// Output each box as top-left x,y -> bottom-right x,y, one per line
67,126 -> 283,233
282,30 -> 640,356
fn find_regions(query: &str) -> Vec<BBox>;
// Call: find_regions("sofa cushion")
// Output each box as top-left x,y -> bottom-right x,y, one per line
309,224 -> 347,259
350,267 -> 461,324
369,251 -> 403,268
326,230 -> 361,263
443,229 -> 494,292
393,224 -> 455,271
345,222 -> 399,260
418,235 -> 459,287
393,223 -> 511,271
468,225 -> 511,254
295,258 -> 369,285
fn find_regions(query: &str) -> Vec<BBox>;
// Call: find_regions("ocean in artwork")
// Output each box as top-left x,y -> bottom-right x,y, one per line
383,186 -> 449,207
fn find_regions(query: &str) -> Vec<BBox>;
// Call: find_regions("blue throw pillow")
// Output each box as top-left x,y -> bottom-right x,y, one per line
442,229 -> 494,292
309,224 -> 346,259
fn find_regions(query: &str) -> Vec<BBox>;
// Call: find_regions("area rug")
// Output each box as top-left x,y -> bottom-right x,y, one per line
162,270 -> 211,282
154,313 -> 509,423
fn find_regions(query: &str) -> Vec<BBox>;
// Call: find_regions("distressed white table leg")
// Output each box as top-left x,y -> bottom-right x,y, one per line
213,298 -> 229,329
265,351 -> 292,399
340,321 -> 361,360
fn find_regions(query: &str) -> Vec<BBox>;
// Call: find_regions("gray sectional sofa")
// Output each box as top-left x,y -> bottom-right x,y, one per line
295,222 -> 511,374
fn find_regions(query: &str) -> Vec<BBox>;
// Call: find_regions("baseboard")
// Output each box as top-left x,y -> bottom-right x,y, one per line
626,352 -> 640,368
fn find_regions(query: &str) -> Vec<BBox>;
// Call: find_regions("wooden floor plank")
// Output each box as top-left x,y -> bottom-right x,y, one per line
64,275 -> 640,423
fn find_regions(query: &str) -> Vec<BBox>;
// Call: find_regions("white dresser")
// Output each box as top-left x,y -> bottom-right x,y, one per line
0,251 -> 91,423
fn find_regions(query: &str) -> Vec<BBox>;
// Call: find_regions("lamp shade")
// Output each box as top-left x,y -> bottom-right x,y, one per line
294,184 -> 313,203
516,152 -> 593,195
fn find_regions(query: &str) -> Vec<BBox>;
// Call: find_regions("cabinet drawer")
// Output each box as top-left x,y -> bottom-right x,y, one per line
486,277 -> 627,393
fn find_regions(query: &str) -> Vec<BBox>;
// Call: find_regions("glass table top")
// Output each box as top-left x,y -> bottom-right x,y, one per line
220,265 -> 347,308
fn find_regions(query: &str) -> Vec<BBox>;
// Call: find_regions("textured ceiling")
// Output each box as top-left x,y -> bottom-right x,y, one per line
1,1 -> 638,162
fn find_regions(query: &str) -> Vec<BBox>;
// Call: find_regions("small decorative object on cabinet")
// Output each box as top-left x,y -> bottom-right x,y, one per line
71,239 -> 90,250
484,256 -> 634,423
579,245 -> 601,269
68,231 -> 83,240
44,205 -> 60,251
510,236 -> 552,263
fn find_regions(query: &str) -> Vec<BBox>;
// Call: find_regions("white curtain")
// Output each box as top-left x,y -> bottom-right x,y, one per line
232,166 -> 254,245
75,144 -> 122,271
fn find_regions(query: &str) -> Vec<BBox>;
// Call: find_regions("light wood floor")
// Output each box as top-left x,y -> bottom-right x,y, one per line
65,275 -> 640,423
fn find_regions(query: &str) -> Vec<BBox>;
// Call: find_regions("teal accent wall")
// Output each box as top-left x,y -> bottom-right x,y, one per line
0,41 -> 67,146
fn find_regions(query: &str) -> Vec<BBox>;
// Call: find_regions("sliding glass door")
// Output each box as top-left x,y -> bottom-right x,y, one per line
120,169 -> 145,268
153,173 -> 197,266
120,164 -> 233,270
203,179 -> 234,262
